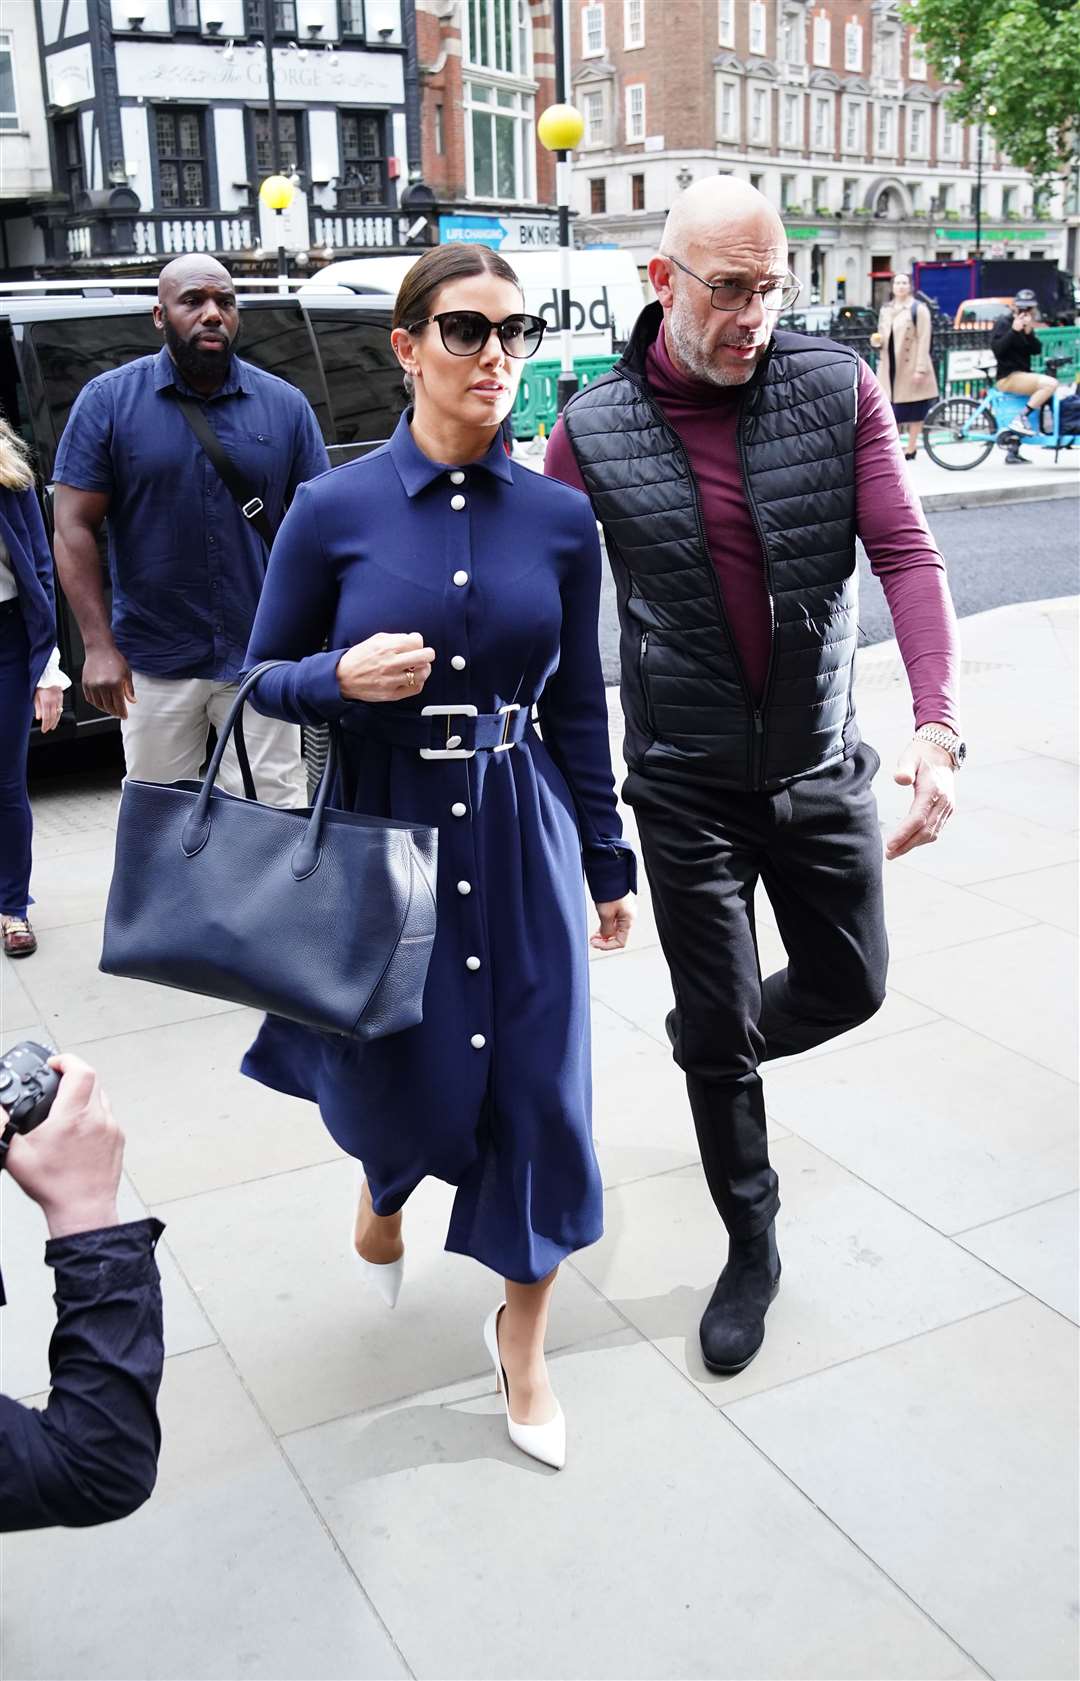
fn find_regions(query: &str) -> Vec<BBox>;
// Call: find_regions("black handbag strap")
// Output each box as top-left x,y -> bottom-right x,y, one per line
173,395 -> 277,550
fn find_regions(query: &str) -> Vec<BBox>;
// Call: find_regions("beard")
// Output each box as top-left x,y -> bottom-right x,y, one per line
666,287 -> 768,387
163,313 -> 238,388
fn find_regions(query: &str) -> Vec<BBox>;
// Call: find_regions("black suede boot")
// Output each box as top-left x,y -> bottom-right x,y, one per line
700,1222 -> 781,1375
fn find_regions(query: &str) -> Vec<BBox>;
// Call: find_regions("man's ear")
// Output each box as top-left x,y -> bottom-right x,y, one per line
648,255 -> 675,310
153,302 -> 165,333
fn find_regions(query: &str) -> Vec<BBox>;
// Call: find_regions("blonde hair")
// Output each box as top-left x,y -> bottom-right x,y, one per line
0,417 -> 34,493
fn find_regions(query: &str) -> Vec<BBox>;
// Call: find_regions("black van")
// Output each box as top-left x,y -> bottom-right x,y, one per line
0,285 -> 408,749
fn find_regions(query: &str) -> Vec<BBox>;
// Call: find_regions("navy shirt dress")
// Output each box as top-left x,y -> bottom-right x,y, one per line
242,415 -> 636,1284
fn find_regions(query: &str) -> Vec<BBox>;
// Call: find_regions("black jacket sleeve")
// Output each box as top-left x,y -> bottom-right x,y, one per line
0,1218 -> 165,1532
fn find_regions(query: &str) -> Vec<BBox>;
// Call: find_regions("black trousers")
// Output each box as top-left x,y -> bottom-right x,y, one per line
625,744 -> 889,1242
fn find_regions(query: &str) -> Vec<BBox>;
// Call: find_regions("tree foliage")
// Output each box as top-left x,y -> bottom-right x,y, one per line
901,0 -> 1080,185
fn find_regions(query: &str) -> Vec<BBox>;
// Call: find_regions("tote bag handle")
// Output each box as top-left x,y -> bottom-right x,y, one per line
181,660 -> 340,880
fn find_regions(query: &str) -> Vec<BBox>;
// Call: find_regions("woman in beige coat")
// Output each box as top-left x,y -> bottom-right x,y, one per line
873,273 -> 939,459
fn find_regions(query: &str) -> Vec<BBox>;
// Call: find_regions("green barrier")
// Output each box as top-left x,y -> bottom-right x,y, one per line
1032,325 -> 1079,381
511,355 -> 618,439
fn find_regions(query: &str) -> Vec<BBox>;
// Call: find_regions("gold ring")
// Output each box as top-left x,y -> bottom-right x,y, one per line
405,668 -> 416,686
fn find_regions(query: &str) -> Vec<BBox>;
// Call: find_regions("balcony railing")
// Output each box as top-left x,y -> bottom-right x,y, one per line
63,208 -> 418,261
313,212 -> 416,251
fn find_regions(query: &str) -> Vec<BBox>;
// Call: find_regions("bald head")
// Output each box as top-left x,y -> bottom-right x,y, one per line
154,255 -> 239,395
659,177 -> 785,260
648,178 -> 792,387
157,253 -> 233,305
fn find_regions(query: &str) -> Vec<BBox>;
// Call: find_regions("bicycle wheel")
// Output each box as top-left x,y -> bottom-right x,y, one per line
923,397 -> 996,470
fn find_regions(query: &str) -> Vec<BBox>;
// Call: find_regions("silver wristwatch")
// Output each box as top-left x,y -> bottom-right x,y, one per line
915,725 -> 967,768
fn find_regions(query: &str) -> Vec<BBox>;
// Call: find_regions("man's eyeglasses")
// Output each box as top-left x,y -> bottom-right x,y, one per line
407,310 -> 548,359
666,256 -> 801,313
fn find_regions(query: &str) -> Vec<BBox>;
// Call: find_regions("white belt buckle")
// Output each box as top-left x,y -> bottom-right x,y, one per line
494,703 -> 521,752
420,704 -> 478,760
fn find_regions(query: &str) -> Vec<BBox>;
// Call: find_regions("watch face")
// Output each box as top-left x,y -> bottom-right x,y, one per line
955,740 -> 967,766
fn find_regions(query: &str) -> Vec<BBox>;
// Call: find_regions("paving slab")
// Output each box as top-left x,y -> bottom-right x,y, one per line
764,1019 -> 1079,1234
285,1330 -> 981,1681
973,861 -> 1079,936
0,1168 -> 215,1401
955,753 -> 1079,833
884,805 -> 1078,888
0,959 -> 42,1038
588,940 -> 941,1061
956,1192 -> 1079,1324
157,1161 -> 623,1435
10,917 -> 241,1045
68,1007 -> 342,1205
571,1137 -> 1019,1405
874,860 -> 1036,960
25,841 -> 116,931
887,923 -> 1079,1082
725,1298 -> 1080,1681
0,1346 -> 408,1681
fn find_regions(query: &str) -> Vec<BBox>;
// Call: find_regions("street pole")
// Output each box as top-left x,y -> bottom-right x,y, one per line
975,120 -> 983,262
262,13 -> 287,291
551,0 -> 577,412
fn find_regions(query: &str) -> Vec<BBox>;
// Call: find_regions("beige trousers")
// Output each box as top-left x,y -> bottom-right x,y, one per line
996,371 -> 1057,408
121,671 -> 307,808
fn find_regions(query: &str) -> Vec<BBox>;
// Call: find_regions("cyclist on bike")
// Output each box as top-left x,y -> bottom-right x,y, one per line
991,289 -> 1057,462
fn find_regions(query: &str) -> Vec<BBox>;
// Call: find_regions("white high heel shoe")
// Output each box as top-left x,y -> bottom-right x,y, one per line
351,1177 -> 404,1310
352,1250 -> 405,1309
482,1304 -> 566,1471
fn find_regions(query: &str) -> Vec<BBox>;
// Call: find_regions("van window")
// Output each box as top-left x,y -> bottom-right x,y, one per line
308,309 -> 407,450
233,302 -> 331,441
28,313 -> 160,461
27,301 -> 332,466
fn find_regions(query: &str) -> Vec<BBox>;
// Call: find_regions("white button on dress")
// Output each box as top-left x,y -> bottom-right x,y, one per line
457,880 -> 472,895
450,494 -> 466,511
471,1034 -> 486,1050
449,470 -> 466,484
451,802 -> 467,818
466,956 -> 481,971
446,734 -> 463,750
453,570 -> 469,586
451,655 -> 467,671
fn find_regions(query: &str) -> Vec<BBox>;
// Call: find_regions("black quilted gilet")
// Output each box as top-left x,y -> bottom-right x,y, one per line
562,304 -> 863,789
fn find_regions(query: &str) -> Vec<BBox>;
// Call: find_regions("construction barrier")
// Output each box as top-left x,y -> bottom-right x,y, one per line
511,356 -> 618,439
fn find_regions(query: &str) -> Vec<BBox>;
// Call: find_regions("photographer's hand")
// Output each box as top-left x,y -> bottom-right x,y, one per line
3,1055 -> 122,1239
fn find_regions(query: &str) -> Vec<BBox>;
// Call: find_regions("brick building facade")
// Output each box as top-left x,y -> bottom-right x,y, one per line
569,0 -> 1067,305
415,0 -> 562,251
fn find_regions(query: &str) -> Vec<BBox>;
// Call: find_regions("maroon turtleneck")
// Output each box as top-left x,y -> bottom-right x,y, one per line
545,321 -> 959,731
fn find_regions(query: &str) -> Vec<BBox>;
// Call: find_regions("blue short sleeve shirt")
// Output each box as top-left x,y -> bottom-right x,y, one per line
54,346 -> 330,681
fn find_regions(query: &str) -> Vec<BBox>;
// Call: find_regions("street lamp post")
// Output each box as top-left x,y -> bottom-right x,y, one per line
973,102 -> 997,261
259,174 -> 295,293
257,7 -> 292,290
537,0 -> 584,413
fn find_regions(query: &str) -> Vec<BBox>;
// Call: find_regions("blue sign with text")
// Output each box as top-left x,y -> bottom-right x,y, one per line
439,215 -> 508,247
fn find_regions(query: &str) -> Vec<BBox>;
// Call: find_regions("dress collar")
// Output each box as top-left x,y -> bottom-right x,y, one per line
388,410 -> 514,498
154,344 -> 251,399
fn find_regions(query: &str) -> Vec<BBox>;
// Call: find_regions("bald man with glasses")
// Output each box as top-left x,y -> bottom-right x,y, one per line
546,179 -> 962,1375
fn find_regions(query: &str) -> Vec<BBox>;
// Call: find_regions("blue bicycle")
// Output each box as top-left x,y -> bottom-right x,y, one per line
922,357 -> 1079,470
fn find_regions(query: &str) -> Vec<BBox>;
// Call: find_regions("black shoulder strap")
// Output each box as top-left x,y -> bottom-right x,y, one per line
173,395 -> 277,550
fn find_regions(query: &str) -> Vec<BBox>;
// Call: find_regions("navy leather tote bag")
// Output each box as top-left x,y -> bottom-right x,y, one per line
100,662 -> 438,1039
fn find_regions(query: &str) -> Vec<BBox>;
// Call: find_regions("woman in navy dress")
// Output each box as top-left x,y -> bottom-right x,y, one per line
242,245 -> 635,1469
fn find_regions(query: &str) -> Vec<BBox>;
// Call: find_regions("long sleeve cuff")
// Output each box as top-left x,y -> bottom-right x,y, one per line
584,840 -> 638,904
46,1218 -> 165,1298
36,647 -> 71,692
293,649 -> 351,723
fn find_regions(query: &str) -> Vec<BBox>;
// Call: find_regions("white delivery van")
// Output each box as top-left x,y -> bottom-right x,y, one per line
299,248 -> 646,354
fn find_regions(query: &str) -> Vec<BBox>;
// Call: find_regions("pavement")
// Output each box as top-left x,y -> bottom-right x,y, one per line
1,595 -> 1077,1681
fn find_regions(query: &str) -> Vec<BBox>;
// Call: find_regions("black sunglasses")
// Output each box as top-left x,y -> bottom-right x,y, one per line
407,309 -> 548,359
